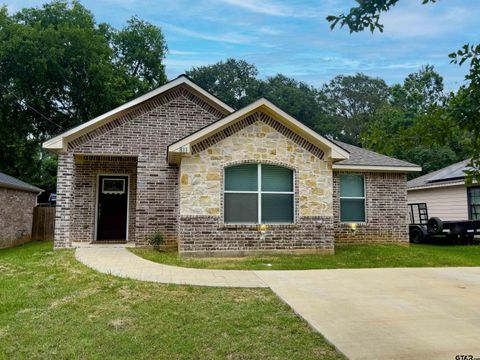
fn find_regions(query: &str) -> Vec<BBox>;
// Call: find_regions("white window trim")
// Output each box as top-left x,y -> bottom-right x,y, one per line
224,164 -> 295,225
339,174 -> 367,223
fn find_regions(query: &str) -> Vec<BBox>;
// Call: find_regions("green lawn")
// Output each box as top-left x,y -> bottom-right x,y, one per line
0,241 -> 342,360
130,243 -> 480,270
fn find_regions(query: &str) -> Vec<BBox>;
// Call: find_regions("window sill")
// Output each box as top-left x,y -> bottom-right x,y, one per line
219,223 -> 299,230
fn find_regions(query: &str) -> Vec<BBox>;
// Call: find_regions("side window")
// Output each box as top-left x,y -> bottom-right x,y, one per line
468,187 -> 480,220
339,174 -> 366,222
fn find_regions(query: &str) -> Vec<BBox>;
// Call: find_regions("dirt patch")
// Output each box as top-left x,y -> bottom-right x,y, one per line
109,318 -> 133,330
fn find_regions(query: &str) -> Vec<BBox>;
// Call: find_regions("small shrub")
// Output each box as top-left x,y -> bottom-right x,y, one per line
147,230 -> 165,250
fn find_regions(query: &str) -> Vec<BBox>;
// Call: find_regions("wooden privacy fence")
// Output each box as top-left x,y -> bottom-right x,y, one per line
31,206 -> 55,241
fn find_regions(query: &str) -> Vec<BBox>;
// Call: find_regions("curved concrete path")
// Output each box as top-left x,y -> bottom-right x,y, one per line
76,247 -> 267,288
76,247 -> 480,360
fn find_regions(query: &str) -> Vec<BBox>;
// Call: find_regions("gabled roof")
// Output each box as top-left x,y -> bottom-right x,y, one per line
0,172 -> 43,193
43,75 -> 234,152
167,98 -> 350,165
407,159 -> 470,190
332,140 -> 421,173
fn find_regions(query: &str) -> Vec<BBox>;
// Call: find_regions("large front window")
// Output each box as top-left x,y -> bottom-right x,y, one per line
224,164 -> 294,224
339,174 -> 366,222
468,186 -> 480,220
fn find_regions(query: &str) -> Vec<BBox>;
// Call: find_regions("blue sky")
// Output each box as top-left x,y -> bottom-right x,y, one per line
4,0 -> 480,90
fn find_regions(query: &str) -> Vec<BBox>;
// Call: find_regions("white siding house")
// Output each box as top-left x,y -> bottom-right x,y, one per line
407,160 -> 479,222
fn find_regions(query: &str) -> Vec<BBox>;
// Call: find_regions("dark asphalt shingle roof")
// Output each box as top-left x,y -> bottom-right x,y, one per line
0,172 -> 43,193
332,140 -> 420,168
407,159 -> 470,189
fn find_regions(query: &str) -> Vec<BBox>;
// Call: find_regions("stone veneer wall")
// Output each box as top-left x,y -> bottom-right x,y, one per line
333,171 -> 409,244
71,157 -> 137,243
178,112 -> 335,256
54,87 -> 225,248
0,188 -> 37,249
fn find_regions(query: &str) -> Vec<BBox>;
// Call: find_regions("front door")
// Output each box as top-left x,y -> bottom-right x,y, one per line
97,175 -> 128,241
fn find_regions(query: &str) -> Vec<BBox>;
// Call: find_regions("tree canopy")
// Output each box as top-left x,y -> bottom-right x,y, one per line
327,0 -> 479,180
187,59 -> 468,176
0,0 -> 474,191
0,1 -> 167,191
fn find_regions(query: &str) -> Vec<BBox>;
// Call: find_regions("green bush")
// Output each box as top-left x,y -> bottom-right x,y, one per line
147,230 -> 165,250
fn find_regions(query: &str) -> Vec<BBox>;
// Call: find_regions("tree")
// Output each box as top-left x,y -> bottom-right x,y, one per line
362,99 -> 470,176
316,73 -> 390,145
391,65 -> 444,116
0,1 -> 167,191
259,74 -> 324,128
327,0 -> 479,179
186,59 -> 261,109
326,0 -> 437,33
111,16 -> 168,96
449,45 -> 480,181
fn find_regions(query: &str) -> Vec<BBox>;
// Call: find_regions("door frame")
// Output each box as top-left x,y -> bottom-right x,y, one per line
94,173 -> 130,241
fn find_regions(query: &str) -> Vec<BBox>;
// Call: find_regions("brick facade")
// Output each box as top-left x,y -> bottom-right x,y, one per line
0,188 -> 37,248
54,86 -> 225,248
333,171 -> 409,244
71,156 -> 137,243
52,82 -> 410,253
179,216 -> 334,257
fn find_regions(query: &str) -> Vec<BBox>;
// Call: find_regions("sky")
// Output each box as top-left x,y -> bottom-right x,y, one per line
4,0 -> 480,90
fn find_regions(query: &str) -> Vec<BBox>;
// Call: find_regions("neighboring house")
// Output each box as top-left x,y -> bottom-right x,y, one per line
0,172 -> 43,248
408,159 -> 478,221
43,75 -> 420,256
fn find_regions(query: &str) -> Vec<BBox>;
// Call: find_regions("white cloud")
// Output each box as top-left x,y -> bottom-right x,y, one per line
381,5 -> 472,38
168,50 -> 198,55
217,0 -> 321,18
163,23 -> 255,44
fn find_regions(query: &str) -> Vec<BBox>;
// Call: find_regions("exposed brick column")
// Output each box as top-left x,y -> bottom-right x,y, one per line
135,154 -> 180,247
54,153 -> 75,248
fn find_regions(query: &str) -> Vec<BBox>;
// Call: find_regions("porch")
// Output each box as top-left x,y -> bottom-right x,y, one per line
69,154 -> 138,245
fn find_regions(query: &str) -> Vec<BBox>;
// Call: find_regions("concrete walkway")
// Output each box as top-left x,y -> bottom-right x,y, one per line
76,247 -> 480,360
76,247 -> 267,288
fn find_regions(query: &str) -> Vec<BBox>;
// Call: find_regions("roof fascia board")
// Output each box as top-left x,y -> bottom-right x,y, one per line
333,164 -> 422,173
0,183 -> 43,193
407,181 -> 468,191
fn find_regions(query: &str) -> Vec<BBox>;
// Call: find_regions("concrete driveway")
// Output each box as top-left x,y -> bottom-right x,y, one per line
77,247 -> 480,359
256,267 -> 480,360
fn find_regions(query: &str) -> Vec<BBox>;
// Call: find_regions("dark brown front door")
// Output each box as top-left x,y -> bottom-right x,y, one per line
97,176 -> 128,241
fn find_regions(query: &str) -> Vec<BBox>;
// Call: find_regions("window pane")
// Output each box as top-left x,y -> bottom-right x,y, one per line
224,193 -> 258,223
102,179 -> 125,194
340,175 -> 364,197
261,165 -> 293,192
261,194 -> 294,223
469,187 -> 480,220
340,198 -> 365,222
225,164 -> 257,191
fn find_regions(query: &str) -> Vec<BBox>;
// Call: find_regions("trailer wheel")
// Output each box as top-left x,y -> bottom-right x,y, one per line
427,217 -> 443,235
409,227 -> 424,244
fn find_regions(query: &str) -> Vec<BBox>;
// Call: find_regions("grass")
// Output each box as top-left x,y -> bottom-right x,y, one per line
130,243 -> 480,270
0,241 -> 343,360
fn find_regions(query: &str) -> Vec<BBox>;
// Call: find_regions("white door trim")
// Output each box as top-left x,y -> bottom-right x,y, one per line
94,173 -> 130,241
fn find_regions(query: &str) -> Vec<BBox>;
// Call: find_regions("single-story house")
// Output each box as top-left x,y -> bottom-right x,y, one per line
43,75 -> 420,256
407,159 -> 478,221
0,172 -> 43,248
